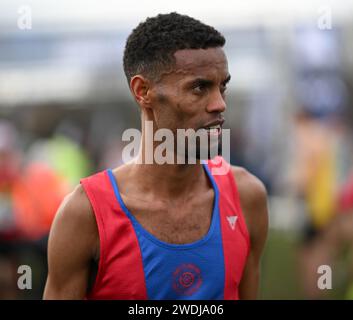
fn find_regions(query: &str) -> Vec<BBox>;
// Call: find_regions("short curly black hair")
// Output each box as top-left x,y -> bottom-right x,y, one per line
123,12 -> 225,84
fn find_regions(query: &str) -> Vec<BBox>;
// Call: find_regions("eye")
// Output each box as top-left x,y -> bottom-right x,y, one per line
220,84 -> 227,95
193,83 -> 207,94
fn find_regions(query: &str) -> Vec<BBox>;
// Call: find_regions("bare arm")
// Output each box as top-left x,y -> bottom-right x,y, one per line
232,167 -> 269,300
43,185 -> 99,299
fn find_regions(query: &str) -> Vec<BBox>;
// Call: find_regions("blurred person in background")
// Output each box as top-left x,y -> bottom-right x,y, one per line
0,118 -> 68,298
0,117 -> 92,298
305,147 -> 353,300
0,120 -> 22,298
25,119 -> 93,188
288,108 -> 344,298
298,162 -> 353,300
0,121 -> 21,238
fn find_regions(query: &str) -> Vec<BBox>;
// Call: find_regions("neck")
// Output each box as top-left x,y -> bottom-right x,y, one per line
129,124 -> 207,198
130,160 -> 206,199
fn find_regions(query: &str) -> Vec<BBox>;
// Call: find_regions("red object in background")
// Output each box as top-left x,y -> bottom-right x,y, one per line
11,163 -> 69,240
0,153 -> 19,193
338,172 -> 353,213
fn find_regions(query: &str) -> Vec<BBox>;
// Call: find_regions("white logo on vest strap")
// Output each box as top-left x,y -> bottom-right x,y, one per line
227,216 -> 238,230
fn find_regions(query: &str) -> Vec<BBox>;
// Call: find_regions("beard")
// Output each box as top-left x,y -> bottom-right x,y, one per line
175,129 -> 223,163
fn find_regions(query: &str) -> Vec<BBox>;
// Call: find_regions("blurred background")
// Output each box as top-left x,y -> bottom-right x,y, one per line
1,0 -> 353,299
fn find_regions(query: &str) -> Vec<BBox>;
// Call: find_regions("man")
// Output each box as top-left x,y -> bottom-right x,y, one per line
43,12 -> 268,300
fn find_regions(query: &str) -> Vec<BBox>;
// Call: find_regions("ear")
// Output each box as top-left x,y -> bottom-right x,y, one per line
130,75 -> 152,109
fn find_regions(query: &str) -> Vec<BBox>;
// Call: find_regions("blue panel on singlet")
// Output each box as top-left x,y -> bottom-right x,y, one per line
107,164 -> 225,300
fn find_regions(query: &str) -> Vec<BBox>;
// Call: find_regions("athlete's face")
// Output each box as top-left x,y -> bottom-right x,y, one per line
148,47 -> 230,159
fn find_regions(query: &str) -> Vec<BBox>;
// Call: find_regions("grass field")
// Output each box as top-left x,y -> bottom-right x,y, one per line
260,229 -> 350,299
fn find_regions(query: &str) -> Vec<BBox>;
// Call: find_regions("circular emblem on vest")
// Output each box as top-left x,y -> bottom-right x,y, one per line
172,263 -> 202,296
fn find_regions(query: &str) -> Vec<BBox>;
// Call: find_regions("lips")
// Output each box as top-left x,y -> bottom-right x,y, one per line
200,119 -> 224,136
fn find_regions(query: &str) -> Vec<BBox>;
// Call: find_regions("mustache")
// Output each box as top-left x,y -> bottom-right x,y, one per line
197,117 -> 225,130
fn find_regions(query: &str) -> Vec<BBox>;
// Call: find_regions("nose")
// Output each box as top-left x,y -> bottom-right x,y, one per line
206,89 -> 226,113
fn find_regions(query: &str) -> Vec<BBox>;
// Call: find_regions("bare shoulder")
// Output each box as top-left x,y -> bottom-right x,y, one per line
44,184 -> 98,299
230,166 -> 267,206
53,184 -> 94,228
230,166 -> 268,243
49,184 -> 98,259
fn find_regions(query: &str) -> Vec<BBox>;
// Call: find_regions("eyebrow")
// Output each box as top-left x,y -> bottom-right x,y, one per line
187,74 -> 231,87
223,74 -> 231,85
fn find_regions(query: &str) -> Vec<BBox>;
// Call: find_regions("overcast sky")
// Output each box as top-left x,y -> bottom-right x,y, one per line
1,0 -> 353,31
